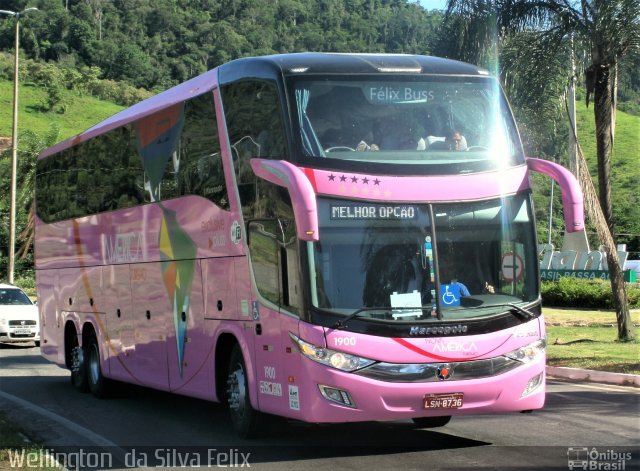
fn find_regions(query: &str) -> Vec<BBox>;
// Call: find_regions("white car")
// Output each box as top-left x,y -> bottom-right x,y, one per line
0,283 -> 40,346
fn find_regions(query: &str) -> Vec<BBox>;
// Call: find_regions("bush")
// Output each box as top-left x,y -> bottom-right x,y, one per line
0,52 -> 14,81
25,61 -> 65,90
542,277 -> 640,309
86,79 -> 152,106
13,273 -> 36,298
5,56 -> 152,107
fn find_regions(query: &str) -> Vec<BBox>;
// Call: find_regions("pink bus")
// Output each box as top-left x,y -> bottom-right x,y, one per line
35,53 -> 583,438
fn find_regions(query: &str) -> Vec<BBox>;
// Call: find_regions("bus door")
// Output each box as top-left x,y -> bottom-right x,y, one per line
246,219 -> 302,416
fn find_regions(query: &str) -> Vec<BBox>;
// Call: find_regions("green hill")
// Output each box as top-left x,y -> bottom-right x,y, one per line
575,99 -> 640,254
0,80 -> 123,143
576,98 -> 639,179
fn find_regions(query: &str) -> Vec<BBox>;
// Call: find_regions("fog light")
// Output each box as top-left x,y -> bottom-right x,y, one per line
318,384 -> 356,408
521,372 -> 544,397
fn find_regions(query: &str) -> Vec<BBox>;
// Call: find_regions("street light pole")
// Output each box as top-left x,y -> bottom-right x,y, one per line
0,7 -> 38,284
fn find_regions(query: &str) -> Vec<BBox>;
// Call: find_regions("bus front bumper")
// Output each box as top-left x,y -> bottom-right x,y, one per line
295,355 -> 546,423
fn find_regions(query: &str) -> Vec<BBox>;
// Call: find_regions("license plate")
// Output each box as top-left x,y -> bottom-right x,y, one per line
423,393 -> 463,410
13,329 -> 32,335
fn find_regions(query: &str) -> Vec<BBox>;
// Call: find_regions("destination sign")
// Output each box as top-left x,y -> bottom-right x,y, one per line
330,205 -> 417,220
364,84 -> 436,104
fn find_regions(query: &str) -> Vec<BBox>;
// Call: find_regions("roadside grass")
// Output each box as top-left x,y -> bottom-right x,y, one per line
544,307 -> 640,326
544,308 -> 640,374
0,412 -> 60,471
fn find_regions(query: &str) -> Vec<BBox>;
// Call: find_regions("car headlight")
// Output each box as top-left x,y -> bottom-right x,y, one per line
289,333 -> 376,372
504,339 -> 546,364
0,318 -> 6,326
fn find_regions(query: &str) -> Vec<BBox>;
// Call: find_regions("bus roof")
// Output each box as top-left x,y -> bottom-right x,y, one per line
219,52 -> 486,82
40,53 -> 487,159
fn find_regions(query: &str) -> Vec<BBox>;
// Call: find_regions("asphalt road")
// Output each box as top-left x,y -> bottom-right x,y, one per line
1,342 -> 638,471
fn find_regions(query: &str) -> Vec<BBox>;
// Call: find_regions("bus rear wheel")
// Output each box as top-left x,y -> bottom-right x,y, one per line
70,335 -> 89,393
226,345 -> 263,438
86,332 -> 111,398
412,416 -> 452,428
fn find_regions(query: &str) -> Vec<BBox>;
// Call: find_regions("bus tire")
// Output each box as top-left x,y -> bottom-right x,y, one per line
70,334 -> 89,393
86,332 -> 110,398
412,416 -> 452,428
226,345 -> 263,438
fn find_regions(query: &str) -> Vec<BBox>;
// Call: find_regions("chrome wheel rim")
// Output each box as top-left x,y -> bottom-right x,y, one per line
227,364 -> 247,417
71,345 -> 84,374
88,343 -> 100,385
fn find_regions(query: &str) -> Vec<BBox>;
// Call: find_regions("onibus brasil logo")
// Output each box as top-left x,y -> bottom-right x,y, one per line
567,447 -> 633,470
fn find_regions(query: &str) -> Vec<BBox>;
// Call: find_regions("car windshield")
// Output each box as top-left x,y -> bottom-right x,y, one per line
289,75 -> 523,172
307,194 -> 538,322
0,288 -> 32,305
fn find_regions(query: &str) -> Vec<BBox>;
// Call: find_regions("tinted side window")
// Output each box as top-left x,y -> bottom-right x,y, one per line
36,125 -> 143,222
222,80 -> 287,162
156,93 -> 229,210
177,93 -> 228,210
36,92 -> 229,223
221,80 -> 288,218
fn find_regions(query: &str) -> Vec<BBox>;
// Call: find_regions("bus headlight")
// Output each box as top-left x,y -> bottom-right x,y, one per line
289,333 -> 376,372
504,339 -> 546,364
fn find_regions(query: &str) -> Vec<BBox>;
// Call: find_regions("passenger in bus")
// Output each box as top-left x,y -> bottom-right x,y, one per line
449,276 -> 495,295
450,276 -> 471,297
421,130 -> 468,151
356,141 -> 379,151
440,259 -> 495,296
445,130 -> 468,151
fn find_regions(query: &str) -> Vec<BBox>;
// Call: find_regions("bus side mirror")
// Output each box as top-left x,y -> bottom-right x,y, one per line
526,157 -> 585,233
249,159 -> 319,241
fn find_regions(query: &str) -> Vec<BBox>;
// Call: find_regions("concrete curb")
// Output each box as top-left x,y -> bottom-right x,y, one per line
547,366 -> 640,388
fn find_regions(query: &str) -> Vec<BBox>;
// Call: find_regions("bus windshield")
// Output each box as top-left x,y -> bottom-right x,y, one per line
290,75 -> 523,172
308,193 -> 538,322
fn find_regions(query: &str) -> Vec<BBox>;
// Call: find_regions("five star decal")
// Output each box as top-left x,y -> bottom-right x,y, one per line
328,174 -> 381,185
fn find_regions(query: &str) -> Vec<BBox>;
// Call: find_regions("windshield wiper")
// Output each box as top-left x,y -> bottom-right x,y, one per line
503,303 -> 536,320
333,308 -> 377,329
472,303 -> 536,321
332,306 -> 429,329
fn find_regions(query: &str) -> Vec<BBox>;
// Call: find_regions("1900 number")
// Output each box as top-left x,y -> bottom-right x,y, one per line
333,337 -> 356,347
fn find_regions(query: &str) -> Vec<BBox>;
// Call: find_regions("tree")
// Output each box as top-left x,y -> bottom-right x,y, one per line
15,126 -> 61,263
442,0 -> 639,341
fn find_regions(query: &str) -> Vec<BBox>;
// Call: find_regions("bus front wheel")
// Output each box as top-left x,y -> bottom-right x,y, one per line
226,345 -> 263,438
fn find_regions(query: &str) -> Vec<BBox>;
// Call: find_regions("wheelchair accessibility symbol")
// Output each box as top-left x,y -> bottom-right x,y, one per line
440,284 -> 461,306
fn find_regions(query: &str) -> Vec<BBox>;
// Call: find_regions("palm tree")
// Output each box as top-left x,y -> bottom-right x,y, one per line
442,0 -> 639,341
